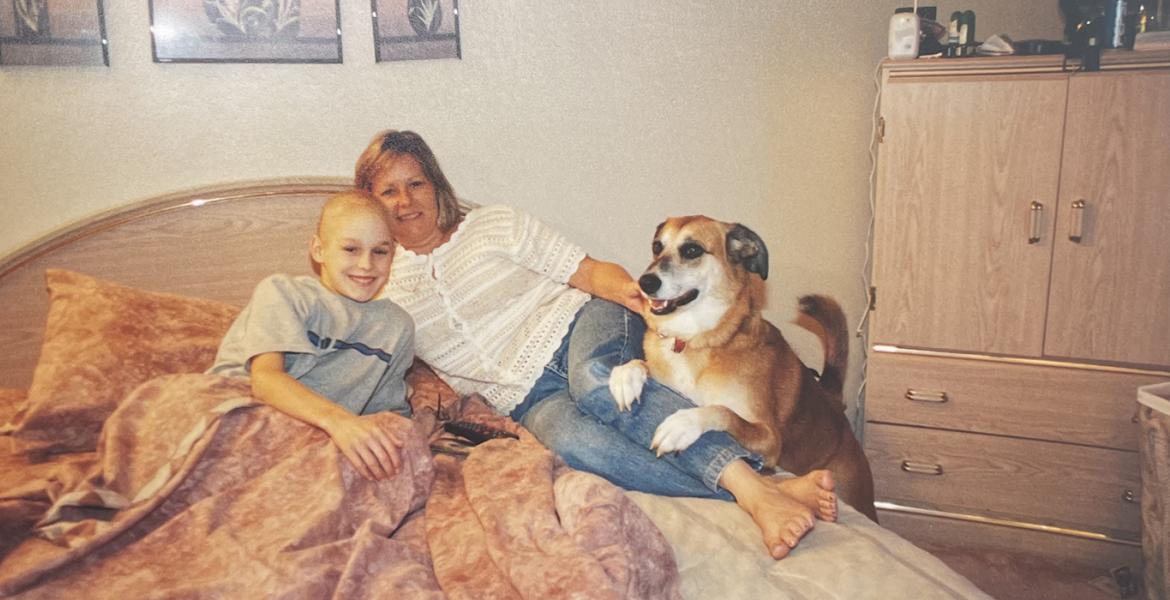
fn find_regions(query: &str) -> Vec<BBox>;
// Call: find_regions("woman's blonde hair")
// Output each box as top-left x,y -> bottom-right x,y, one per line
354,129 -> 464,233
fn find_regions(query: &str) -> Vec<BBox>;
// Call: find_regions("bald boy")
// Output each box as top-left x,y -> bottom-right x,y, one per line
210,190 -> 415,480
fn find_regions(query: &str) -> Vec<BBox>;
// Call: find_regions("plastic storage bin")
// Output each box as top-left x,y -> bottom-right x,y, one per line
1138,381 -> 1170,600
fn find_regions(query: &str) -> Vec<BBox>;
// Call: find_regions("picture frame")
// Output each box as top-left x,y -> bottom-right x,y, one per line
371,0 -> 460,62
1,0 -> 109,66
149,0 -> 342,63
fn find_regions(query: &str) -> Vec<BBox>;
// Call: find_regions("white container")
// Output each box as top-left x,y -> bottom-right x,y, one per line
887,13 -> 920,60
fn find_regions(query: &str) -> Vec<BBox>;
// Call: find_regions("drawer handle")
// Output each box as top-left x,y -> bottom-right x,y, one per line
900,460 -> 944,476
905,389 -> 949,403
1069,199 -> 1086,243
1028,201 -> 1044,244
1122,489 -> 1137,503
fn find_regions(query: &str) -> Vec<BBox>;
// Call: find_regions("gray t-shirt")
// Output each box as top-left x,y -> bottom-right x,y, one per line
210,274 -> 415,416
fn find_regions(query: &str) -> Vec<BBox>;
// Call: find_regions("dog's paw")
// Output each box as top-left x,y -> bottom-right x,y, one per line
608,360 -> 648,411
651,408 -> 707,455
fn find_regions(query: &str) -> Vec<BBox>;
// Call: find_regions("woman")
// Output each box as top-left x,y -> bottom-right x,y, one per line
355,129 -> 837,559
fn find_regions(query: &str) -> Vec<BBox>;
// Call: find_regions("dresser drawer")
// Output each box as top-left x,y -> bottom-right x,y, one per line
865,423 -> 1141,537
866,352 -> 1158,450
876,510 -> 1143,583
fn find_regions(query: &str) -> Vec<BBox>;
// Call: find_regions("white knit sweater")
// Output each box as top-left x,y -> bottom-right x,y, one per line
381,204 -> 590,414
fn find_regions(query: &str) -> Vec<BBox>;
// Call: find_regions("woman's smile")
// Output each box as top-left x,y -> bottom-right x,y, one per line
371,154 -> 449,253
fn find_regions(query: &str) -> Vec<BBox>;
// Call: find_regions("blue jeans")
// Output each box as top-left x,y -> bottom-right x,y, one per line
510,298 -> 766,499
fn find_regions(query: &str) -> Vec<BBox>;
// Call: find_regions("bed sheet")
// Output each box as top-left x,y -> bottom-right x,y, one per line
1,382 -> 989,599
629,491 -> 990,599
0,377 -> 679,599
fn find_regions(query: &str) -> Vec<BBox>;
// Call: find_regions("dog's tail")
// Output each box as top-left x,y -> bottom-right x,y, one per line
795,295 -> 849,400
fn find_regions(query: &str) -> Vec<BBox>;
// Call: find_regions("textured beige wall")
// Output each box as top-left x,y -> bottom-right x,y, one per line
0,1 -> 1062,416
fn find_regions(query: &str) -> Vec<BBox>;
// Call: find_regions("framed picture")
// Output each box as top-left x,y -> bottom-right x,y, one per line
1,0 -> 109,66
149,0 -> 342,63
371,0 -> 460,62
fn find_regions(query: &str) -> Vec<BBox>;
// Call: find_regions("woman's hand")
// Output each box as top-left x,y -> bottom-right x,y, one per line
570,256 -> 645,314
322,413 -> 405,481
617,278 -> 645,314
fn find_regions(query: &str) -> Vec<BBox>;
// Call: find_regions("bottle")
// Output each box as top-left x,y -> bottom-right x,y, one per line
961,10 -> 976,46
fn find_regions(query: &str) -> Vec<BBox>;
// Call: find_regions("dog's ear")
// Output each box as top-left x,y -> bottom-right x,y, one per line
726,224 -> 769,280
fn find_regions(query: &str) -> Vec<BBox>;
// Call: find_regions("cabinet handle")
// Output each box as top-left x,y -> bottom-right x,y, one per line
905,389 -> 949,403
1122,489 -> 1137,503
1028,201 -> 1044,244
1069,199 -> 1086,243
900,460 -> 944,475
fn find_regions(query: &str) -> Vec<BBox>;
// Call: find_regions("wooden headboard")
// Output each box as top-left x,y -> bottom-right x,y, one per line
0,178 -> 351,389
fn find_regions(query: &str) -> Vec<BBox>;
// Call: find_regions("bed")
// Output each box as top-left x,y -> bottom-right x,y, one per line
0,179 -> 991,599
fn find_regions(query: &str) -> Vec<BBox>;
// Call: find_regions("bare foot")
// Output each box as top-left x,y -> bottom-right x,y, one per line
720,462 -> 836,559
776,469 -> 838,522
738,481 -> 815,558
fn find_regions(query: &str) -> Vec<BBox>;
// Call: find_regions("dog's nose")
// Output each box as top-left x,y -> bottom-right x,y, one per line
638,273 -> 661,295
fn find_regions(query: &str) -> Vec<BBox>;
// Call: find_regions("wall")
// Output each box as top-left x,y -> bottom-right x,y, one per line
0,1 -> 1063,417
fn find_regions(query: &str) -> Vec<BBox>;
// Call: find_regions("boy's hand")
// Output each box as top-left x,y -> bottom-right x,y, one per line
326,414 -> 404,481
249,353 -> 406,481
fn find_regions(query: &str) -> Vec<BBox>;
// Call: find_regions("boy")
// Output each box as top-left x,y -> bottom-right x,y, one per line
210,190 -> 415,481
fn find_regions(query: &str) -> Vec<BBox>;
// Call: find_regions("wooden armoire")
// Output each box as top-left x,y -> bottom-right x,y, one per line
865,50 -> 1170,576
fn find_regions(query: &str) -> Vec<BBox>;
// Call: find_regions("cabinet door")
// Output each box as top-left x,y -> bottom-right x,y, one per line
872,75 -> 1067,355
1046,71 -> 1170,368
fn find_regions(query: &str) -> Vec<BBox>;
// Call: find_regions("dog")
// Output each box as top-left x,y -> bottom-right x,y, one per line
609,216 -> 877,521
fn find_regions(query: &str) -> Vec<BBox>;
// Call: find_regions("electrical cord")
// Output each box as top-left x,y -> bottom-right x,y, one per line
852,58 -> 884,438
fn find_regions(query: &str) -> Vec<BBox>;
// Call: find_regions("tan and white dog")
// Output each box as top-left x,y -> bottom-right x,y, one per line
609,216 -> 877,521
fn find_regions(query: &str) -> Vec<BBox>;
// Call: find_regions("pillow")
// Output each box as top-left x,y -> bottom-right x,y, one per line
2,269 -> 240,454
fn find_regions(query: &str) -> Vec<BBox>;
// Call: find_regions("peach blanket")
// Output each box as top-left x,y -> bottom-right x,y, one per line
0,375 -> 679,599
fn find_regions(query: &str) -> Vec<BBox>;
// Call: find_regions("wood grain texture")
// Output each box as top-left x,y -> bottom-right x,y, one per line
1045,71 -> 1170,369
877,510 -> 1143,582
866,423 -> 1142,538
866,352 -> 1160,451
0,179 -> 350,389
871,74 -> 1066,356
867,57 -> 1170,580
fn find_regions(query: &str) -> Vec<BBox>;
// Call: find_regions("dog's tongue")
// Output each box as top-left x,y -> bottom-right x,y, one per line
650,299 -> 669,310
